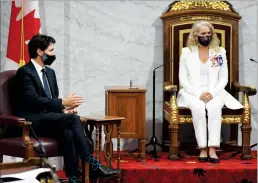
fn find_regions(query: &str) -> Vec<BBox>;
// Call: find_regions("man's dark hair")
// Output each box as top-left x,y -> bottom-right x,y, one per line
28,34 -> 56,59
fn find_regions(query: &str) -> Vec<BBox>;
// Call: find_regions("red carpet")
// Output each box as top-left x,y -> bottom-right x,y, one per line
56,151 -> 257,183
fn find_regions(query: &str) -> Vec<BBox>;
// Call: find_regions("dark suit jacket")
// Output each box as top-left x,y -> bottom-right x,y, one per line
15,61 -> 64,117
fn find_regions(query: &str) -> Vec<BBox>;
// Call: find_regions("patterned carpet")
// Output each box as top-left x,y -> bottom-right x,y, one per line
56,151 -> 257,183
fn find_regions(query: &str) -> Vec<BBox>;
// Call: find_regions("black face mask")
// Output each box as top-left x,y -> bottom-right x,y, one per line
198,35 -> 212,47
42,53 -> 56,65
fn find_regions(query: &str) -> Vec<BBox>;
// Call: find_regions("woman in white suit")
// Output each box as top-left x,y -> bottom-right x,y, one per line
177,20 -> 243,163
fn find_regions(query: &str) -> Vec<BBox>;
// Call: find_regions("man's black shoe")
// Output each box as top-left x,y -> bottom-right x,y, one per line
89,164 -> 121,179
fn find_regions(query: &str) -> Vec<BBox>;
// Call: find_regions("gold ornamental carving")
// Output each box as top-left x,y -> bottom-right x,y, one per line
170,95 -> 179,124
180,16 -> 222,22
179,117 -> 241,124
170,0 -> 232,12
242,93 -> 251,124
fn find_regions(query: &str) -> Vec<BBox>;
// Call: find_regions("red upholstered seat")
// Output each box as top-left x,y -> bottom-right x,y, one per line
0,137 -> 61,158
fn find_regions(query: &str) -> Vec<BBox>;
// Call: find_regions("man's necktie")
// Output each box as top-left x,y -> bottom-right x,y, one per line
41,68 -> 52,98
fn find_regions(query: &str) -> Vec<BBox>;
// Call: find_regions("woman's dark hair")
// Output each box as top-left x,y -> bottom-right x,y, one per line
28,34 -> 56,58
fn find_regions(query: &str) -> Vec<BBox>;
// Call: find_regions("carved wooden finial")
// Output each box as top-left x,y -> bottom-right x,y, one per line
170,0 -> 234,12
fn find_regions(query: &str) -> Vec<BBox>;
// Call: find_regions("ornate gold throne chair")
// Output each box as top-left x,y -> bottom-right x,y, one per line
160,0 -> 257,160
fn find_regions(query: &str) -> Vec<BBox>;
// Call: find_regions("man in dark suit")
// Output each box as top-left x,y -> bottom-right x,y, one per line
15,34 -> 120,183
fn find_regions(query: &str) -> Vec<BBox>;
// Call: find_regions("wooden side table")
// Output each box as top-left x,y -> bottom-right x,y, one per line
81,115 -> 125,183
105,86 -> 147,160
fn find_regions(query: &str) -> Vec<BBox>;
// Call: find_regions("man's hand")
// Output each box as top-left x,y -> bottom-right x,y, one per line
62,93 -> 84,108
199,92 -> 213,103
63,107 -> 78,114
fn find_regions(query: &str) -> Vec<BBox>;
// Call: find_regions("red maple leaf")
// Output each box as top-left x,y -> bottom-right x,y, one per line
6,1 -> 41,64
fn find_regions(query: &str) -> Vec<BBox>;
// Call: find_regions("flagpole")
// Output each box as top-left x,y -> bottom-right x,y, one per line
19,0 -> 25,67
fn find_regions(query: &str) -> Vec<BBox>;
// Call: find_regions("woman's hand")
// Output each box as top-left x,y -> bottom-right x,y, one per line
200,92 -> 213,102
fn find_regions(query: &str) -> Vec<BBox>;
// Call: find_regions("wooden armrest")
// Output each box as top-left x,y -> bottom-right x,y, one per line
0,115 -> 33,151
232,81 -> 257,96
0,115 -> 31,126
164,82 -> 177,92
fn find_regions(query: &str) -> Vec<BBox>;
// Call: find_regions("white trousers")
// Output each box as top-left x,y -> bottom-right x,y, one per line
186,94 -> 224,148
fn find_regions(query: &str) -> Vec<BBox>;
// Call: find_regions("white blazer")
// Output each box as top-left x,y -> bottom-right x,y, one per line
177,46 -> 243,110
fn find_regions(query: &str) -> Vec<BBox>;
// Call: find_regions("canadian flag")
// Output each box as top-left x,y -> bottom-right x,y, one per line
6,0 -> 41,70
